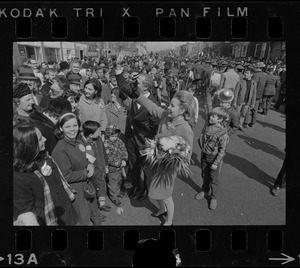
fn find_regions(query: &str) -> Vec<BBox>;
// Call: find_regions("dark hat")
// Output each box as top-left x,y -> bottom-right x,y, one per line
105,124 -> 120,136
218,88 -> 234,103
210,107 -> 229,120
236,65 -> 244,70
59,61 -> 69,71
68,74 -> 82,85
13,83 -> 32,99
16,67 -> 39,80
48,60 -> 55,65
109,68 -> 116,77
81,63 -> 90,69
221,61 -> 228,66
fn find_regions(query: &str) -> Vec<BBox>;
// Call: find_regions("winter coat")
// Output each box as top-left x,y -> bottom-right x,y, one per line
78,95 -> 108,132
106,101 -> 127,134
234,79 -> 257,107
198,122 -> 229,166
125,94 -> 160,148
28,109 -> 57,154
263,73 -> 280,96
221,69 -> 240,91
253,70 -> 267,99
51,137 -> 92,225
14,171 -> 46,225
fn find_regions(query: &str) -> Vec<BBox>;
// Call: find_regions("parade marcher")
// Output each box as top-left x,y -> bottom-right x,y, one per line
80,121 -> 111,213
29,98 -> 72,154
13,83 -> 35,126
125,74 -> 160,201
52,113 -> 104,225
220,63 -> 240,92
233,69 -> 257,129
245,62 -> 267,127
135,90 -> 196,225
236,65 -> 245,81
274,65 -> 286,111
192,59 -> 204,95
13,124 -> 78,226
259,67 -> 280,115
78,78 -> 108,133
41,68 -> 58,96
39,75 -> 70,109
103,124 -> 128,206
58,61 -> 70,77
217,89 -> 239,136
195,107 -> 229,210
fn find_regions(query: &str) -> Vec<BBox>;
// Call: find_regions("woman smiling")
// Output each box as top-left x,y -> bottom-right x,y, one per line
78,78 -> 108,133
52,113 -> 103,225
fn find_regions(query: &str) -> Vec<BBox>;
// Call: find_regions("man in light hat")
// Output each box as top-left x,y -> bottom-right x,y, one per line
216,88 -> 239,136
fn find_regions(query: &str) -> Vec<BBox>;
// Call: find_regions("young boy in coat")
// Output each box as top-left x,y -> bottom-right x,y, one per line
103,124 -> 128,207
80,121 -> 111,214
195,107 -> 229,210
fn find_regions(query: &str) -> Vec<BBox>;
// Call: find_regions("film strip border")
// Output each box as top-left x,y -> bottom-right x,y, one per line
0,2 -> 290,40
5,227 -> 296,266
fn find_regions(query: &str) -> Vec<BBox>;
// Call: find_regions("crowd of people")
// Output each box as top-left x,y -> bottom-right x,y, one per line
13,50 -> 286,226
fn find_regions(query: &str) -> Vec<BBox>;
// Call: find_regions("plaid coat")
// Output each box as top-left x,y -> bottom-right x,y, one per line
198,122 -> 229,167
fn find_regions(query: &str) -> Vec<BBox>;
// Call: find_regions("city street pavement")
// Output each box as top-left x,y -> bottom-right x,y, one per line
101,92 -> 286,226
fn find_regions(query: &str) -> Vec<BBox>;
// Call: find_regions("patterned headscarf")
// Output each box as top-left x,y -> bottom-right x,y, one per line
13,83 -> 32,99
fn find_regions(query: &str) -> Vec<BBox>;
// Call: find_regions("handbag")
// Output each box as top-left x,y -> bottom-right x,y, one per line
83,180 -> 96,200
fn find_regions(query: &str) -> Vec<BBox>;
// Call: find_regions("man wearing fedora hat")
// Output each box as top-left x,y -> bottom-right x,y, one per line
16,66 -> 40,91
